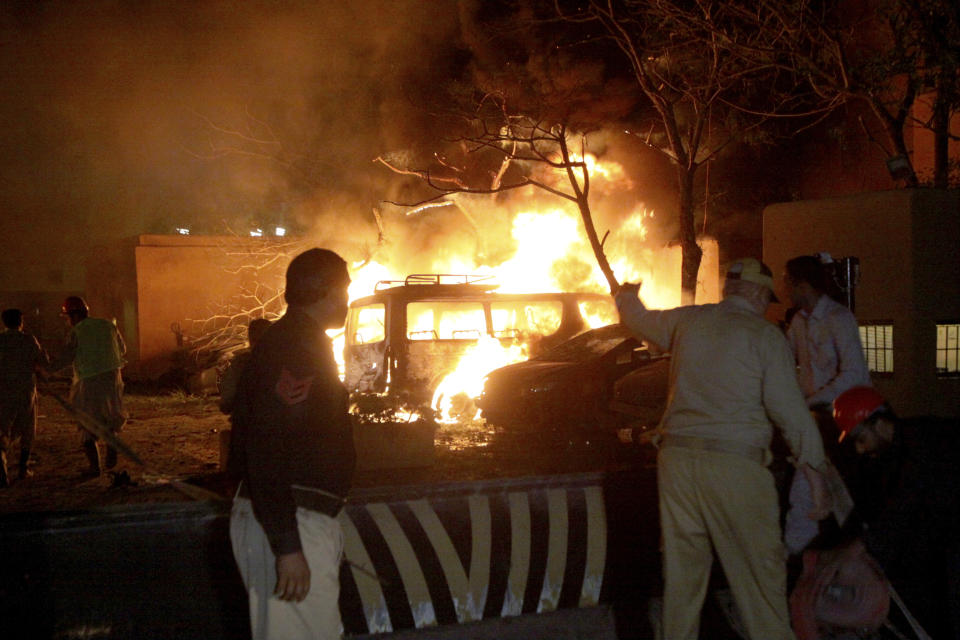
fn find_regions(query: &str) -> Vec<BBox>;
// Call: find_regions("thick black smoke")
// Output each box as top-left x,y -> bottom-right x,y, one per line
0,0 -> 752,296
0,1 -> 464,282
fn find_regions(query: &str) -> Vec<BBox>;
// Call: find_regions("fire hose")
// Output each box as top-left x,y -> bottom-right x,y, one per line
47,391 -> 225,502
47,390 -> 391,585
788,468 -> 932,640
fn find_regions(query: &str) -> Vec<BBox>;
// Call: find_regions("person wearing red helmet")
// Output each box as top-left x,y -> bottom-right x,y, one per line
49,296 -> 127,477
833,386 -> 890,454
823,386 -> 960,638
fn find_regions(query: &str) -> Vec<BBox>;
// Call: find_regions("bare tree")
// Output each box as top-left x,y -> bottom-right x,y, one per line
377,94 -> 622,293
900,0 -> 960,187
744,0 -> 960,188
562,0 -> 831,303
181,237 -> 302,373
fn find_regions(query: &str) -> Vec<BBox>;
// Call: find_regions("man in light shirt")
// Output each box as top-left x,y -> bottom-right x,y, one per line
784,255 -> 870,410
782,255 -> 871,555
616,258 -> 829,640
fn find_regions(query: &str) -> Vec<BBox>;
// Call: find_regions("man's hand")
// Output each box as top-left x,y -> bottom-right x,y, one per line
614,282 -> 643,312
275,550 -> 311,602
801,464 -> 831,521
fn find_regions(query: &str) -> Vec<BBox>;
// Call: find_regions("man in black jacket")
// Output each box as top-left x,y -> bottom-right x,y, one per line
831,386 -> 960,639
229,248 -> 356,640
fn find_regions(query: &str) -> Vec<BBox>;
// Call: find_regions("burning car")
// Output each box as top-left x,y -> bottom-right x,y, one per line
343,274 -> 618,410
477,323 -> 670,435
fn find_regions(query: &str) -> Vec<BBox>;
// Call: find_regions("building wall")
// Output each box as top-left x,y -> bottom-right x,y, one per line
763,189 -> 960,417
793,94 -> 960,201
87,235 -> 288,380
85,237 -> 140,371
907,95 -> 960,184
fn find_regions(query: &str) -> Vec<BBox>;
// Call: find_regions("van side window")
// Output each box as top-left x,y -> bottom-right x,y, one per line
347,304 -> 385,345
578,299 -> 618,328
490,301 -> 563,338
407,302 -> 486,340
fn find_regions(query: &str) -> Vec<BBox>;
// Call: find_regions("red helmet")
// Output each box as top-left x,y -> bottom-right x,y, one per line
61,296 -> 88,316
834,386 -> 886,442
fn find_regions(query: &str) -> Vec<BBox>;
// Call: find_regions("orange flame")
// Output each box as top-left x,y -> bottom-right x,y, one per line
431,335 -> 527,423
330,153 -> 719,423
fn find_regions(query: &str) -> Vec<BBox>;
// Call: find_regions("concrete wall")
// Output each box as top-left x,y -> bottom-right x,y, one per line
85,237 -> 140,371
86,235 -> 288,380
763,189 -> 960,417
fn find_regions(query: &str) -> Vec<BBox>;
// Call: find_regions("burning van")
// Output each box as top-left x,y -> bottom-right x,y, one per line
343,274 -> 617,411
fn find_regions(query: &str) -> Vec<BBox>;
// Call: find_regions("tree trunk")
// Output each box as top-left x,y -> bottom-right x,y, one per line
933,76 -> 951,189
556,130 -> 620,295
576,195 -> 620,295
872,101 -> 919,188
677,167 -> 703,306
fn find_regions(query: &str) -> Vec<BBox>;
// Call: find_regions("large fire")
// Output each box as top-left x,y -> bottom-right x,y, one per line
332,154 -> 718,424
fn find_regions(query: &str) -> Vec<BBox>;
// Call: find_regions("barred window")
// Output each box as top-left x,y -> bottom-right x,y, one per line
936,323 -> 960,376
859,323 -> 894,374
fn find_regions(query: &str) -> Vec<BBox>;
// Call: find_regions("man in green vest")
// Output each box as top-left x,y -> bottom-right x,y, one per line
51,296 -> 127,476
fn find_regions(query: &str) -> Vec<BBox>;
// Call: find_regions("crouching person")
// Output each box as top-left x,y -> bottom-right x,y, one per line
830,388 -> 957,638
791,387 -> 960,638
229,248 -> 356,640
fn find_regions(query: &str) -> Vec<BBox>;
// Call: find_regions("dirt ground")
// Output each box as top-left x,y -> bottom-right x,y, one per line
0,383 -> 633,515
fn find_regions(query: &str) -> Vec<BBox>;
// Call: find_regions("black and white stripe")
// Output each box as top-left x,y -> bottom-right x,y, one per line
339,474 -> 608,635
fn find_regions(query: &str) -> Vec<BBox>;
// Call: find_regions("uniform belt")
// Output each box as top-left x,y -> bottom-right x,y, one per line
237,482 -> 346,517
661,433 -> 767,465
290,484 -> 346,517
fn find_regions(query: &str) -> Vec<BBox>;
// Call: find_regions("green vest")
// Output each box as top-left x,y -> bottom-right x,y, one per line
72,318 -> 125,379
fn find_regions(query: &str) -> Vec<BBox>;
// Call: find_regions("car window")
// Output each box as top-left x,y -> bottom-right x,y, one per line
578,298 -> 618,328
347,304 -> 385,345
407,301 -> 486,340
490,301 -> 563,338
536,324 -> 633,362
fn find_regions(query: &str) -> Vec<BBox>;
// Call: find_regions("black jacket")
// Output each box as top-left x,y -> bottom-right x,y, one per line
230,308 -> 355,556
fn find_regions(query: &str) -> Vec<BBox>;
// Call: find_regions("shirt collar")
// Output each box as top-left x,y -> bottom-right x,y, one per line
807,294 -> 833,320
721,295 -> 760,315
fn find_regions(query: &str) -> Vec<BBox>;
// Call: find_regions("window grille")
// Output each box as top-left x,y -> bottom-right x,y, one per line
859,323 -> 894,374
936,323 -> 960,376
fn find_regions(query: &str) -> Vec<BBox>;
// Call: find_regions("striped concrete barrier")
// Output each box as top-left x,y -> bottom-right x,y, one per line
340,474 -> 608,635
0,469 -> 660,639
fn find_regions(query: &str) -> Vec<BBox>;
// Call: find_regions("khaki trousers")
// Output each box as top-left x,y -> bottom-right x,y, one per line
230,497 -> 344,640
658,446 -> 795,640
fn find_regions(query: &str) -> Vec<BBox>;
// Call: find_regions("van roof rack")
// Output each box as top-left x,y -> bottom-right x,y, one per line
374,273 -> 498,291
